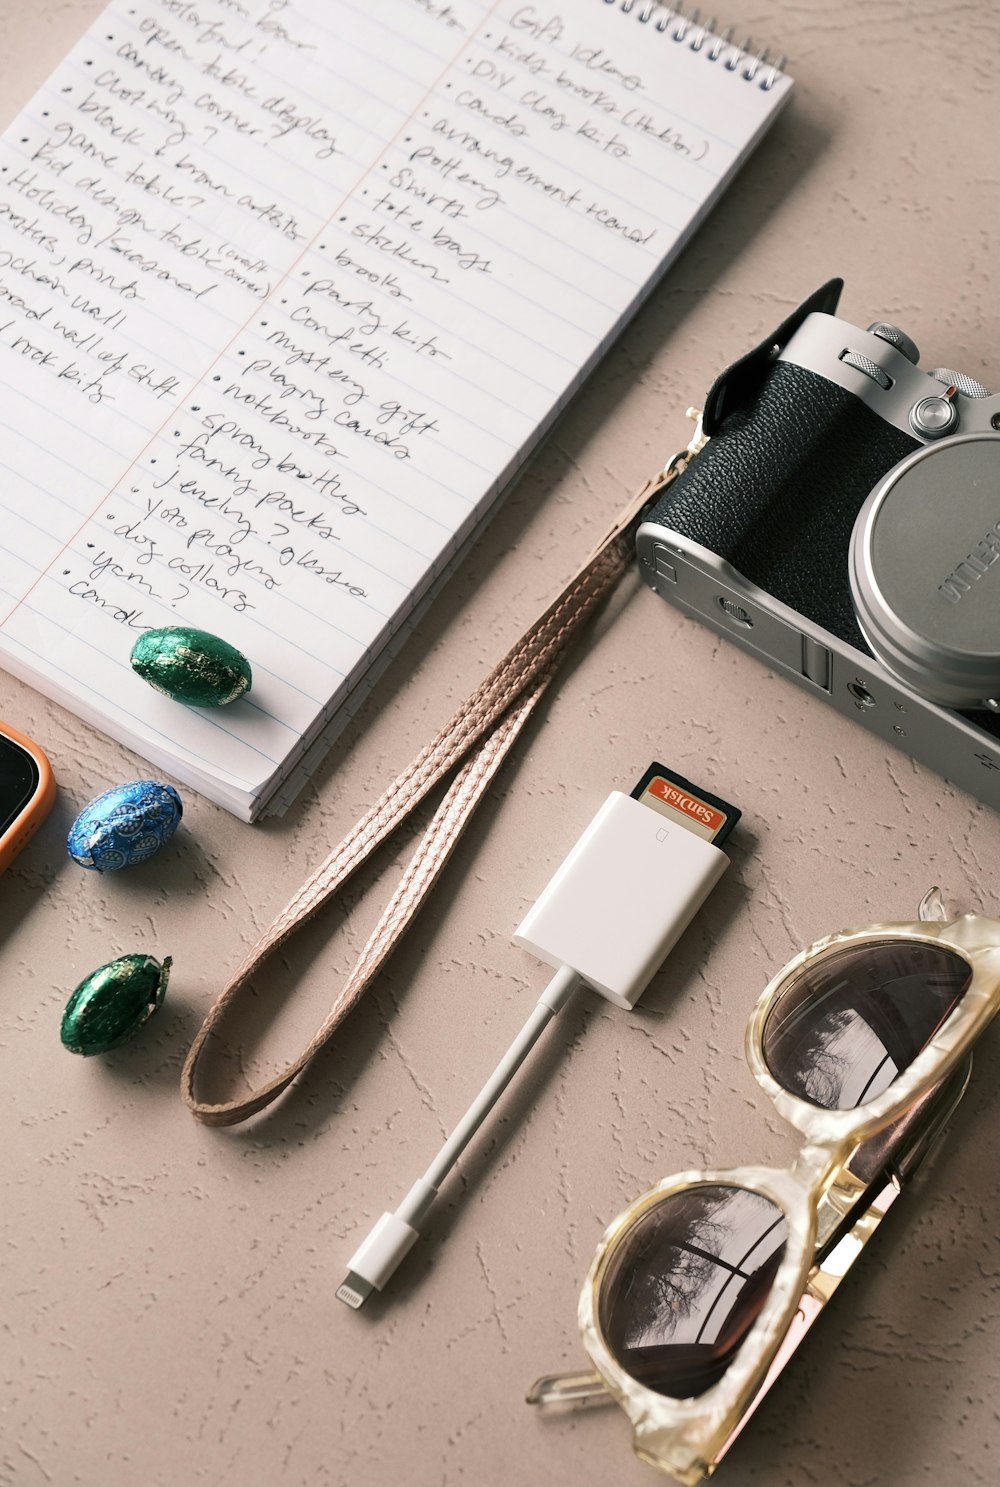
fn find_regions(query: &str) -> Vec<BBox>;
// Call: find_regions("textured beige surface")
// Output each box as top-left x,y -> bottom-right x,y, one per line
1,3 -> 998,1486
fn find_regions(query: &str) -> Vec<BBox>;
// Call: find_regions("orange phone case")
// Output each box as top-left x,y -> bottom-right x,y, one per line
0,720 -> 57,873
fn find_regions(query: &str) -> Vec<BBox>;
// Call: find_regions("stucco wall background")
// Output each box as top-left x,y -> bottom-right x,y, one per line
1,3 -> 998,1485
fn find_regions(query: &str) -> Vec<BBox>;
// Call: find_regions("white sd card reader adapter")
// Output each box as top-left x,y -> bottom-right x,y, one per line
337,761 -> 740,1309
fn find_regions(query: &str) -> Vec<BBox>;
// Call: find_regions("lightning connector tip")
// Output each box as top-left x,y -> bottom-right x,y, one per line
336,1272 -> 374,1309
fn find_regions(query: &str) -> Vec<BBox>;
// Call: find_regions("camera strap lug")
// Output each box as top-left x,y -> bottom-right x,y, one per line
582,407 -> 710,569
659,405 -> 709,484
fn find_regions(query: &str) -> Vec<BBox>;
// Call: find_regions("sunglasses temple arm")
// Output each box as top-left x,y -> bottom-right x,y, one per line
526,1370 -> 609,1406
715,1171 -> 901,1468
895,1053 -> 972,1183
718,1054 -> 974,1469
844,1053 -> 973,1191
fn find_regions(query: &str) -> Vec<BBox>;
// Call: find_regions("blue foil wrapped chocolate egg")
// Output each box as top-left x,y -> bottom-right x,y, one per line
67,780 -> 183,872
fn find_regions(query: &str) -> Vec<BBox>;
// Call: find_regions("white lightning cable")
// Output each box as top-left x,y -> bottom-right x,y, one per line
338,778 -> 736,1309
337,963 -> 581,1309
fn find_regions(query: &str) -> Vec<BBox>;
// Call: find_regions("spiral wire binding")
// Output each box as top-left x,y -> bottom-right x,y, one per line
602,0 -> 786,88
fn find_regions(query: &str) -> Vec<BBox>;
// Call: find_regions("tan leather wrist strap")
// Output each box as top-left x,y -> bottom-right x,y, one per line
182,428 -> 703,1127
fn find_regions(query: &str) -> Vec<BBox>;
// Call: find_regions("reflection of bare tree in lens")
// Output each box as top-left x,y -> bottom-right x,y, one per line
601,1186 -> 787,1398
625,1188 -> 723,1331
762,942 -> 972,1111
775,1005 -> 857,1108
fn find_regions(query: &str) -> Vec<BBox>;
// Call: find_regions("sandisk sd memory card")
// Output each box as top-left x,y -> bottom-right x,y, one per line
630,762 -> 740,846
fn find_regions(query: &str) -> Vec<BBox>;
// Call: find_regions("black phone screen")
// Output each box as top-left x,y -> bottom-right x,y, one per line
0,732 -> 40,837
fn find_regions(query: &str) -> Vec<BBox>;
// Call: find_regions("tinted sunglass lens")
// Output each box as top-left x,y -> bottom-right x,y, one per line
762,939 -> 972,1111
598,1185 -> 787,1399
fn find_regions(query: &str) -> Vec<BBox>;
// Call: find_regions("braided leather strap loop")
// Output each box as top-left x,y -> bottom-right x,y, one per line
179,412 -> 708,1126
182,527 -> 638,1125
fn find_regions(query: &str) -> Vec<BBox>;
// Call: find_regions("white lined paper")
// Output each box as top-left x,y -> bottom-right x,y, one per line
0,0 -> 791,818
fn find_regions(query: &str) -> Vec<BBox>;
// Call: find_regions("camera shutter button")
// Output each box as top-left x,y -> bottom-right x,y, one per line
909,394 -> 959,437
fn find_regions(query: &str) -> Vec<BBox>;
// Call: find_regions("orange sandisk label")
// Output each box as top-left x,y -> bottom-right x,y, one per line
648,777 -> 726,832
630,762 -> 739,845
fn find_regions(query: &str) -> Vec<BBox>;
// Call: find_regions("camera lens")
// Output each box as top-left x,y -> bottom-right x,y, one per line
849,434 -> 1000,710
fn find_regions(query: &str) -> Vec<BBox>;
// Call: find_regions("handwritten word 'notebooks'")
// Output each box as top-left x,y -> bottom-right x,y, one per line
0,1 -> 791,819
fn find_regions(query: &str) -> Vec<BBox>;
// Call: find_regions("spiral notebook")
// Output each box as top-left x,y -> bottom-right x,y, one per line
0,0 -> 791,820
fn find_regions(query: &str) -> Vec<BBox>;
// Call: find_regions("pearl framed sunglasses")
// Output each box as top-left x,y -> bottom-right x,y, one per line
529,899 -> 998,1482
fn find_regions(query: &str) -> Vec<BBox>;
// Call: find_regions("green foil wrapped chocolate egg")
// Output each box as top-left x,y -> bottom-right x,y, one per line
60,953 -> 172,1056
130,626 -> 251,706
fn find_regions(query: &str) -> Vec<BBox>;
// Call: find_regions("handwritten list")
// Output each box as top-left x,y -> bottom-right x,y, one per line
0,0 -> 790,817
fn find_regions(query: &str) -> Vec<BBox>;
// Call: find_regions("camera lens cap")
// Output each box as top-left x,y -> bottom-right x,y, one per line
849,434 -> 1000,710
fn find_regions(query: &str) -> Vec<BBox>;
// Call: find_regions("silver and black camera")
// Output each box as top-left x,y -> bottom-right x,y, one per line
636,279 -> 1000,807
